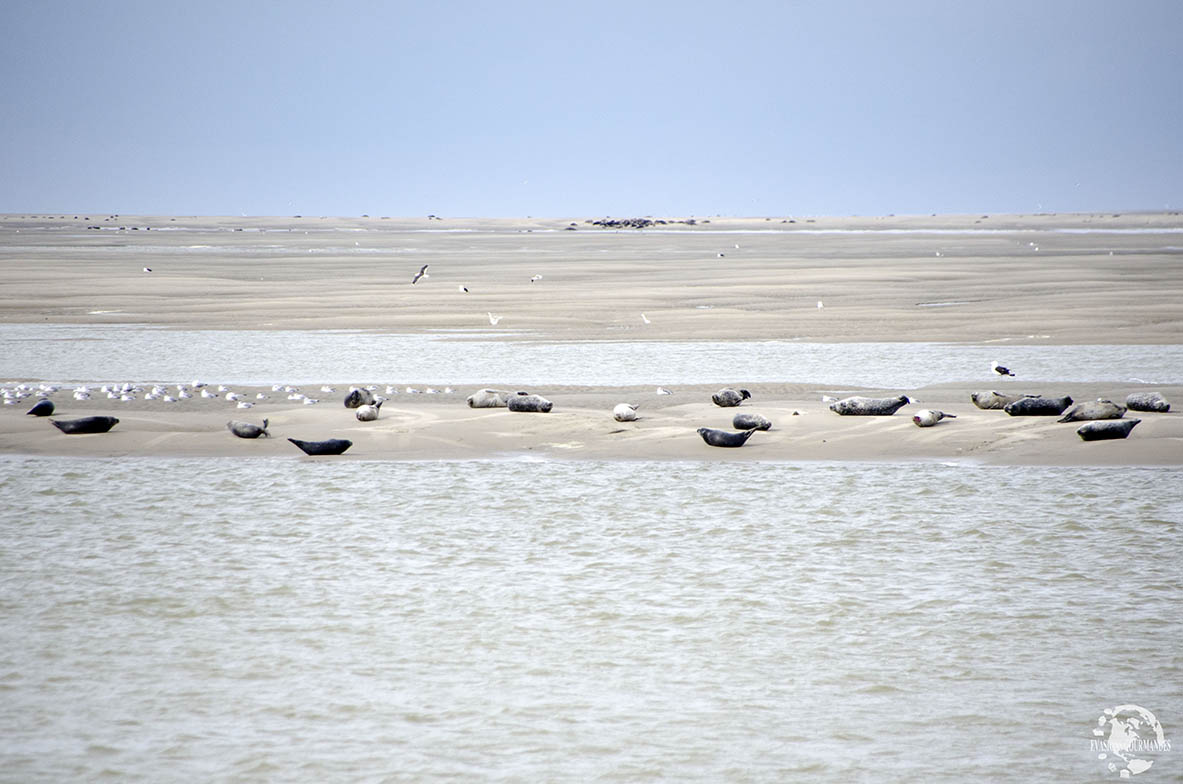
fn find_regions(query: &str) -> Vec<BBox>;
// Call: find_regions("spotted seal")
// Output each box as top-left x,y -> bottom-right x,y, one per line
1125,392 -> 1171,413
712,388 -> 751,407
911,409 -> 957,427
732,412 -> 772,431
612,403 -> 639,422
1003,395 -> 1073,416
507,394 -> 552,413
829,395 -> 911,416
343,387 -> 375,409
697,427 -> 756,447
227,419 -> 270,438
50,415 -> 119,434
466,388 -> 513,408
970,390 -> 1039,410
355,401 -> 383,421
1076,419 -> 1140,441
287,437 -> 353,455
1057,399 -> 1126,423
26,399 -> 55,417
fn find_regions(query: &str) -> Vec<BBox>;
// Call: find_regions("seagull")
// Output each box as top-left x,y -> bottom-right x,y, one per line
488,312 -> 502,325
817,300 -> 824,309
142,267 -> 152,273
411,264 -> 428,284
992,360 -> 1016,377
530,275 -> 542,283
458,285 -> 468,293
656,386 -> 673,395
641,313 -> 651,324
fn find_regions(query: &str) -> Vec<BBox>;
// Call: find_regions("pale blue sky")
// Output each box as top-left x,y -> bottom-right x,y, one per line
3,1 -> 1181,217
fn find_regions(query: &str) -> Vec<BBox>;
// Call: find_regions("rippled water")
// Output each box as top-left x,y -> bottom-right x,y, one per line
1,457 -> 1179,782
3,324 -> 1182,387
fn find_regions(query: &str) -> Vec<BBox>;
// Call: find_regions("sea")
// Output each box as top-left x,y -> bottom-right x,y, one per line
1,327 -> 1181,782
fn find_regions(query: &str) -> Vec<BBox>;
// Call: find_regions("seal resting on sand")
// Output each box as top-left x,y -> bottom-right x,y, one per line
1003,395 -> 1073,416
1076,419 -> 1140,441
712,388 -> 751,407
466,388 -> 513,408
697,427 -> 756,447
50,415 -> 119,434
612,403 -> 639,422
26,399 -> 54,416
288,437 -> 353,455
1125,391 -> 1171,413
732,412 -> 772,431
507,394 -> 552,413
227,419 -> 269,438
343,387 -> 375,409
1057,399 -> 1125,423
355,401 -> 383,421
970,390 -> 1039,410
912,409 -> 957,427
829,395 -> 910,416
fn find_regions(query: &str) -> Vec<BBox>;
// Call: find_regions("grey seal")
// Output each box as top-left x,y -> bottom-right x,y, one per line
697,427 -> 756,447
355,401 -> 383,421
829,395 -> 911,416
1057,399 -> 1126,423
912,409 -> 957,427
1003,395 -> 1073,416
1076,419 -> 1141,441
227,418 -> 270,438
507,393 -> 552,413
287,437 -> 353,455
466,388 -> 513,408
1125,392 -> 1171,413
712,388 -> 751,407
26,399 -> 55,416
612,403 -> 639,422
732,412 -> 772,431
50,415 -> 119,434
970,390 -> 1039,410
343,387 -> 375,409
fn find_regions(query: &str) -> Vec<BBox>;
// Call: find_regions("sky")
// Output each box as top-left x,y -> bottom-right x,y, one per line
2,0 -> 1181,218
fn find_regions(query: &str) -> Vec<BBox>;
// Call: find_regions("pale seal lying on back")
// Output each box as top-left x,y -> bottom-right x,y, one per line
712,388 -> 751,407
1057,399 -> 1125,423
732,412 -> 772,431
697,427 -> 755,447
26,399 -> 55,417
287,437 -> 353,455
1003,395 -> 1073,416
343,387 -> 375,409
50,415 -> 119,434
355,401 -> 383,421
912,409 -> 956,427
829,395 -> 910,416
466,388 -> 514,408
1125,391 -> 1171,413
970,390 -> 1040,410
1076,419 -> 1140,441
227,418 -> 269,438
613,403 -> 639,422
507,393 -> 552,413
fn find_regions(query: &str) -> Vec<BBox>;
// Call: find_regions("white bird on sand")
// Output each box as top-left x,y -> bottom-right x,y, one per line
237,401 -> 254,409
411,264 -> 429,284
530,275 -> 542,283
302,397 -> 319,405
201,389 -> 218,398
488,312 -> 502,325
991,360 -> 1016,377
641,313 -> 651,324
656,387 -> 673,395
142,267 -> 152,273
458,285 -> 468,293
817,300 -> 824,309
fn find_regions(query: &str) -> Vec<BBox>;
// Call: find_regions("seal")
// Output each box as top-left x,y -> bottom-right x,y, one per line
355,401 -> 383,421
26,399 -> 55,417
1076,418 -> 1140,441
466,388 -> 513,408
732,412 -> 772,431
829,395 -> 910,416
50,415 -> 119,434
287,437 -> 353,455
227,418 -> 270,438
507,393 -> 552,413
697,427 -> 756,447
1057,399 -> 1126,423
1003,395 -> 1073,416
712,388 -> 751,407
612,403 -> 639,422
970,390 -> 1039,410
912,409 -> 957,427
343,387 -> 375,409
1125,391 -> 1171,413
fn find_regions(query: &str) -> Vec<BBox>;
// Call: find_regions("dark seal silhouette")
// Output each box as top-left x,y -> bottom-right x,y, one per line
697,427 -> 756,447
1076,419 -> 1140,441
26,399 -> 55,416
343,388 -> 375,409
1003,395 -> 1073,416
507,394 -> 552,413
288,437 -> 353,455
227,419 -> 270,438
50,415 -> 119,434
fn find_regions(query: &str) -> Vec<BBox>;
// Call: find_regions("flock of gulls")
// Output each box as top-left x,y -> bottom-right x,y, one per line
7,359 -> 1172,455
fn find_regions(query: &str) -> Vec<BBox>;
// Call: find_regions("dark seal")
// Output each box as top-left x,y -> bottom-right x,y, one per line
50,415 -> 119,434
26,399 -> 55,417
507,394 -> 552,413
288,437 -> 353,455
1076,419 -> 1140,441
712,388 -> 752,407
343,388 -> 375,409
697,427 -> 756,447
1003,395 -> 1073,416
732,412 -> 772,431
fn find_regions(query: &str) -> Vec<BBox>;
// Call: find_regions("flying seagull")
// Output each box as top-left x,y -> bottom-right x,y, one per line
992,361 -> 1015,376
411,264 -> 429,284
